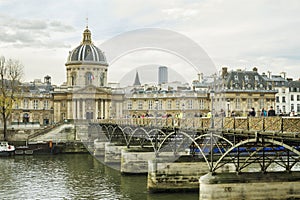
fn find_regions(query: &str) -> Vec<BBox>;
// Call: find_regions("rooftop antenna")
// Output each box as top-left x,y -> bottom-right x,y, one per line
86,17 -> 89,29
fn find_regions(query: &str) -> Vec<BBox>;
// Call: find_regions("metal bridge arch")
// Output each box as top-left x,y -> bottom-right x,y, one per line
101,124 -> 169,149
157,131 -> 235,168
213,138 -> 300,172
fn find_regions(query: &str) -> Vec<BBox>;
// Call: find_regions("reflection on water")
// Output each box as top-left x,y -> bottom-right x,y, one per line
0,154 -> 197,200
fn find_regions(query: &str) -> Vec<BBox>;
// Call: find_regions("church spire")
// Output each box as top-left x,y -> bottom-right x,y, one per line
133,71 -> 141,86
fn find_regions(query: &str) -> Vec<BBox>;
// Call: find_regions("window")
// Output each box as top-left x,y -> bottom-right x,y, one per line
282,96 -> 286,103
291,104 -> 294,111
259,98 -> 264,109
148,100 -> 153,110
15,102 -> 19,109
33,100 -> 39,109
61,113 -> 66,120
254,76 -> 259,81
127,101 -> 132,110
283,105 -> 286,113
282,88 -> 285,93
100,72 -> 105,86
61,101 -> 66,108
175,100 -> 180,109
167,100 -> 172,110
235,98 -> 241,110
244,75 -> 249,82
138,101 -> 143,110
297,95 -> 300,101
158,100 -> 163,110
85,72 -> 94,85
44,100 -> 49,109
71,73 -> 76,86
247,99 -> 252,109
297,104 -> 300,113
234,75 -> 238,81
276,105 -> 280,113
187,99 -> 193,109
291,95 -> 294,101
199,99 -> 204,110
276,96 -> 279,103
23,99 -> 29,109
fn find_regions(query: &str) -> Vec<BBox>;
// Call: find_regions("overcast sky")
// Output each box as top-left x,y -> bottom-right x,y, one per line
0,0 -> 299,85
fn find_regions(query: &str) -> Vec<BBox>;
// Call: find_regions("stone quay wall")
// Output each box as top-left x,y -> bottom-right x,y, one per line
121,150 -> 156,174
148,160 -> 209,192
199,172 -> 300,200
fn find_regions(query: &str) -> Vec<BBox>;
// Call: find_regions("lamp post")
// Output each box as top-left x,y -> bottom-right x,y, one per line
155,98 -> 159,152
210,87 -> 215,172
226,99 -> 230,117
210,90 -> 215,128
181,93 -> 186,120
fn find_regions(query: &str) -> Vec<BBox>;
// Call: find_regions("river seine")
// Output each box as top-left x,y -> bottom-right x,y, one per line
0,154 -> 198,200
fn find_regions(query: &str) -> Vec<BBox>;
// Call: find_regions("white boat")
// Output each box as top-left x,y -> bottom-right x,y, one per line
0,141 -> 15,156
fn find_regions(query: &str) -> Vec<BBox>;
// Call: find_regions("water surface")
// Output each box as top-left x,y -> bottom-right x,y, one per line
0,154 -> 198,200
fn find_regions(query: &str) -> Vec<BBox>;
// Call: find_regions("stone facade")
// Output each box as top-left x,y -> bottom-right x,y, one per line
213,67 -> 277,117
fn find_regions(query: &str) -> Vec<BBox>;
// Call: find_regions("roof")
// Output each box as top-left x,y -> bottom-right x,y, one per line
66,28 -> 108,66
224,70 -> 270,91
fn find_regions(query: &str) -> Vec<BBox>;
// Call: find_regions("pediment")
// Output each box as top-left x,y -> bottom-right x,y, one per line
73,85 -> 111,95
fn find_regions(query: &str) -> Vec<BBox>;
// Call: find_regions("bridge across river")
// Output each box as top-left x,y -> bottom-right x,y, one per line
76,116 -> 300,199
85,116 -> 300,173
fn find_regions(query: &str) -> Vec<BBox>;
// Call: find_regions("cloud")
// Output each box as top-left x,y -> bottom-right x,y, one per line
0,14 -> 75,48
1,0 -> 300,84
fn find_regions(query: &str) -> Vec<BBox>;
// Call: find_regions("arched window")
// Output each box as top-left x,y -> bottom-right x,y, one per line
71,72 -> 77,86
100,72 -> 104,86
85,72 -> 94,85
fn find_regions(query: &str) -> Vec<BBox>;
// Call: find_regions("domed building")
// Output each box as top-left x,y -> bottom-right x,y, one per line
66,27 -> 108,87
53,26 -> 119,122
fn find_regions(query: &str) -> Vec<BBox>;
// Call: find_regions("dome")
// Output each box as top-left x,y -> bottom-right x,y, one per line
66,27 -> 108,66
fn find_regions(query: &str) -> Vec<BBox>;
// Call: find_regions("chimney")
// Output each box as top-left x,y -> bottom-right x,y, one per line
198,73 -> 203,83
267,71 -> 271,79
280,72 -> 286,79
222,67 -> 228,78
252,67 -> 258,72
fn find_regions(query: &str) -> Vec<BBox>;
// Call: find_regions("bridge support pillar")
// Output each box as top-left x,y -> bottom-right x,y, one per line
147,160 -> 210,192
104,143 -> 127,165
121,148 -> 156,174
199,172 -> 300,200
93,140 -> 109,157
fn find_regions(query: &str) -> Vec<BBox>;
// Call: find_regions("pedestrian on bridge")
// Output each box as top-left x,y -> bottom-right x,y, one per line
260,108 -> 267,117
268,106 -> 276,116
248,108 -> 256,117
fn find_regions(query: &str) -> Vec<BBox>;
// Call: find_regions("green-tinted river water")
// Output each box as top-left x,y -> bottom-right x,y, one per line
0,154 -> 198,200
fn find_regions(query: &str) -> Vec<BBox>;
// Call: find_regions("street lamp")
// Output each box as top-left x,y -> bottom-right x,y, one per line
154,98 -> 159,152
209,89 -> 215,172
226,99 -> 230,117
210,90 -> 215,128
181,93 -> 186,119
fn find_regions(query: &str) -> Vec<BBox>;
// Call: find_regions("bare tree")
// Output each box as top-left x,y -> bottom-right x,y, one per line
0,56 -> 23,141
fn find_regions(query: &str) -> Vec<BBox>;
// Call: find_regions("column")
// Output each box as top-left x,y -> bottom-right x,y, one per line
77,100 -> 80,119
100,99 -> 104,119
105,100 -> 109,119
73,100 -> 76,120
95,100 -> 98,119
67,101 -> 71,119
82,100 -> 86,119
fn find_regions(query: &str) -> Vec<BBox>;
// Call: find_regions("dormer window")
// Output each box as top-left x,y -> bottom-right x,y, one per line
245,75 -> 249,82
234,75 -> 238,81
255,75 -> 259,81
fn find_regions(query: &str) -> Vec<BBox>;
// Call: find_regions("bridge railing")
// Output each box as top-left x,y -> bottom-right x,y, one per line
94,117 -> 300,133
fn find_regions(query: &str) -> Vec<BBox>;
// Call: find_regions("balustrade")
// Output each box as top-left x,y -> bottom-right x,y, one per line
95,117 -> 300,133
